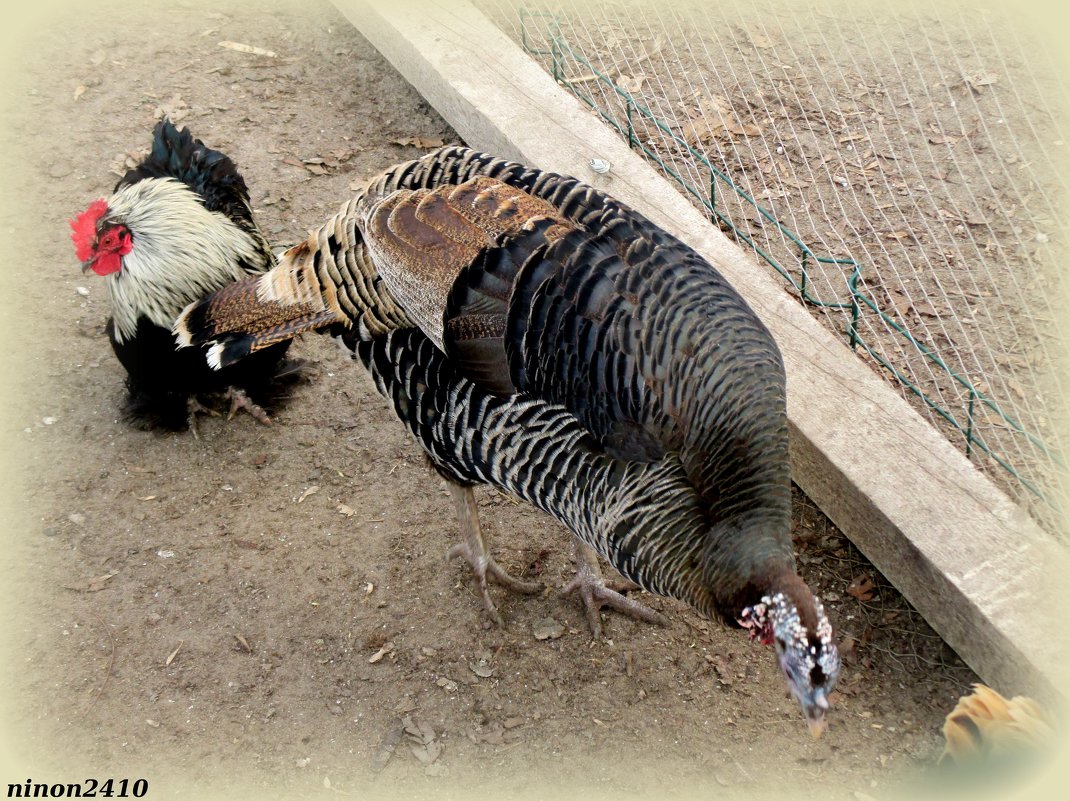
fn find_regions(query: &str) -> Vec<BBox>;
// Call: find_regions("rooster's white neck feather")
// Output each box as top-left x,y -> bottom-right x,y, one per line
104,178 -> 267,343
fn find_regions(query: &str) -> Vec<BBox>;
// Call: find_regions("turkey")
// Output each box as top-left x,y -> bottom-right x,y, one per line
69,119 -> 299,432
175,146 -> 841,736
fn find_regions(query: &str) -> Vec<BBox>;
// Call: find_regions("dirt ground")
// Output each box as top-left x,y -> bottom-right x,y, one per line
2,1 -> 1050,799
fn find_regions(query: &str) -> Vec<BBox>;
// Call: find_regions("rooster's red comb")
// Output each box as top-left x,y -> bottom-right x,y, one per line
70,199 -> 108,262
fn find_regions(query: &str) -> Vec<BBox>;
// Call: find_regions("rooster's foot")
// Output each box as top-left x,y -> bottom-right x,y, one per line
225,387 -> 272,425
187,396 -> 219,438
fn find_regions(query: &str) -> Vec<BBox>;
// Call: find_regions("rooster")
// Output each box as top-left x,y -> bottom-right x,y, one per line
940,684 -> 1056,769
176,146 -> 841,736
70,119 -> 297,432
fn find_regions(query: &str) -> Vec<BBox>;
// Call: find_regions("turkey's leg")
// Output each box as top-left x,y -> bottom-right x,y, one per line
445,482 -> 542,626
563,541 -> 667,638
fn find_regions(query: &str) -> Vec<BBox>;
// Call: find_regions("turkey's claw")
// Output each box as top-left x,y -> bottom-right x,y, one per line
446,482 -> 542,626
447,540 -> 543,627
563,543 -> 667,638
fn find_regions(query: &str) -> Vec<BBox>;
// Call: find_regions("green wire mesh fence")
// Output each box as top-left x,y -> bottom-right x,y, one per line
517,7 -> 1066,514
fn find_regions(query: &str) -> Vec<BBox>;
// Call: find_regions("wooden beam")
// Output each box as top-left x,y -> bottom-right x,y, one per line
334,0 -> 1068,699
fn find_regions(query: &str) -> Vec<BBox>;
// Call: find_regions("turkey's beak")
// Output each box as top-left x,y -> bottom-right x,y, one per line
802,688 -> 830,739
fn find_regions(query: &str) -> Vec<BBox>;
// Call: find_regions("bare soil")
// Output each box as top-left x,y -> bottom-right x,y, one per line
0,2 -> 993,799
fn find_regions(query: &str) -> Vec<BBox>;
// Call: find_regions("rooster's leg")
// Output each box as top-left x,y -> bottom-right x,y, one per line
225,387 -> 272,425
187,396 -> 219,439
563,541 -> 667,638
445,482 -> 542,626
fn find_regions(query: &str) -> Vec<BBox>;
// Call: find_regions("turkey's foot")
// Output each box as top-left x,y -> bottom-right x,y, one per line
445,482 -> 542,626
225,386 -> 272,425
563,542 -> 667,638
187,395 -> 219,439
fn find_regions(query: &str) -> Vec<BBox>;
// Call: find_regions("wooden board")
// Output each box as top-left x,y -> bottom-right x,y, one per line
334,0 -> 1068,700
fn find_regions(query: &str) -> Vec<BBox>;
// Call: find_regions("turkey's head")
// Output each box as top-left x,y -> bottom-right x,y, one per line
740,591 -> 840,738
70,199 -> 133,277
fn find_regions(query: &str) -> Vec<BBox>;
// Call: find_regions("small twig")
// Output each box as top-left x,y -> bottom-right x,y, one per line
82,610 -> 116,717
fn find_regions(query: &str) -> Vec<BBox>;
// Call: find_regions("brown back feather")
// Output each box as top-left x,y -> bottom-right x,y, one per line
361,176 -> 574,351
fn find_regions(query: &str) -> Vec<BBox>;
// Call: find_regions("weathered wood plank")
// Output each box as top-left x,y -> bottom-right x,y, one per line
334,0 -> 1067,699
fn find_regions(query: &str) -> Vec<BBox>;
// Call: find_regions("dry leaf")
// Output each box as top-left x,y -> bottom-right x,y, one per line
372,722 -> 405,774
698,94 -> 732,119
913,300 -> 941,317
728,122 -> 762,137
153,94 -> 189,123
469,658 -> 495,678
165,640 -> 183,666
887,289 -> 912,317
296,485 -> 319,503
393,136 -> 445,148
680,117 -> 723,146
64,572 -> 116,593
617,74 -> 646,94
468,726 -> 504,745
846,575 -> 876,602
962,72 -> 998,93
73,85 -> 87,100
231,538 -> 263,551
533,617 -> 564,640
745,27 -> 776,49
337,503 -> 356,517
928,132 -> 962,146
410,739 -> 443,765
219,41 -> 277,58
705,653 -> 734,685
